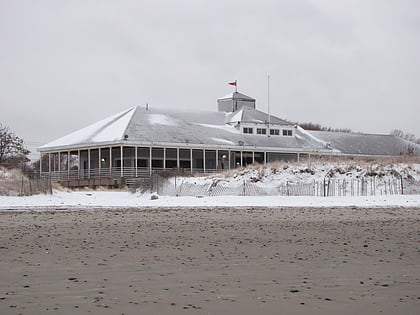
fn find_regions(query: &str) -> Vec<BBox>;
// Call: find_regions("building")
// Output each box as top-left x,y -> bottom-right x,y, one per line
38,91 -> 419,187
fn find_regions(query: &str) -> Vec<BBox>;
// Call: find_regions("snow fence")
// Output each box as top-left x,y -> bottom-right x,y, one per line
157,176 -> 420,197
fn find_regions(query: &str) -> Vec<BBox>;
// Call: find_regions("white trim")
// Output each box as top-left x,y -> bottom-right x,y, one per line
109,147 -> 112,178
149,146 -> 152,176
190,149 -> 193,173
176,148 -> 180,169
88,149 -> 91,179
120,146 -> 123,178
77,150 -> 80,180
135,146 -> 138,177
98,148 -> 101,177
38,139 -> 336,156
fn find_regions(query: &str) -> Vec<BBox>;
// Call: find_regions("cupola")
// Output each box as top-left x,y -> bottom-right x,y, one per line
217,91 -> 256,112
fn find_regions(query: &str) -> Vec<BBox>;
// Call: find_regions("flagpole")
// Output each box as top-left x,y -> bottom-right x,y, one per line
267,74 -> 271,135
235,80 -> 238,92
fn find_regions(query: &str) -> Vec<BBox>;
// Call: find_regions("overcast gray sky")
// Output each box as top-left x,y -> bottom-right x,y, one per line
1,0 -> 419,159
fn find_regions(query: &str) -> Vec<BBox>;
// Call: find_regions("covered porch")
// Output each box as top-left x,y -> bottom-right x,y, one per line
40,145 -> 307,187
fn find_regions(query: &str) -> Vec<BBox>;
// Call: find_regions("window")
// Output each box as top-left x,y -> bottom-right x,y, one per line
283,129 -> 293,136
270,129 -> 280,136
243,127 -> 253,134
257,128 -> 266,135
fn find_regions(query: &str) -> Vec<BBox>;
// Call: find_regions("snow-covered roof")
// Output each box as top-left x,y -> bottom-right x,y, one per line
38,107 -> 136,149
38,106 -> 328,153
309,130 -> 419,156
218,91 -> 256,101
122,107 -> 323,151
225,106 -> 293,126
38,106 -> 420,157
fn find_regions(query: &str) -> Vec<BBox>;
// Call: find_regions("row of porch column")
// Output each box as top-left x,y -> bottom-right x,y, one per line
42,146 -> 303,178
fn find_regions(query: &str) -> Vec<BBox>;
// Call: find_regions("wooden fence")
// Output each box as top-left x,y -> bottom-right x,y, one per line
0,177 -> 52,196
157,176 -> 420,197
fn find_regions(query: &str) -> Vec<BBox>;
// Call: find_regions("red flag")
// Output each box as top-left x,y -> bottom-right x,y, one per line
228,81 -> 237,86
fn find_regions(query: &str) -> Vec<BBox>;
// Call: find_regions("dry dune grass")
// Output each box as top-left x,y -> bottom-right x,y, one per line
0,167 -> 131,195
0,167 -> 53,196
202,155 -> 420,179
71,186 -> 130,193
2,156 -> 418,195
0,168 -> 27,196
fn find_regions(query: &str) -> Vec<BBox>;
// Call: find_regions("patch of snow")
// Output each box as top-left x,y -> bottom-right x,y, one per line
217,92 -> 235,100
197,123 -> 239,133
210,138 -> 235,145
227,110 -> 243,123
92,108 -> 136,142
0,168 -> 12,179
297,126 -> 327,146
2,161 -> 418,211
166,161 -> 420,196
0,191 -> 419,211
148,114 -> 177,126
39,107 -> 136,148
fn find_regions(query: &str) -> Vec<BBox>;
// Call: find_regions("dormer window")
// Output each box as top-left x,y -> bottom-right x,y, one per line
283,129 -> 293,136
270,129 -> 280,136
243,127 -> 253,134
257,128 -> 266,135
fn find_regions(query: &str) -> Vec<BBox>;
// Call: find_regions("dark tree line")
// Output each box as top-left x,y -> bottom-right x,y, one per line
0,123 -> 30,168
298,122 -> 352,133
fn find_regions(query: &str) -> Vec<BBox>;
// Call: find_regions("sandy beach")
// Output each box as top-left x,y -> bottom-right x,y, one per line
0,206 -> 419,314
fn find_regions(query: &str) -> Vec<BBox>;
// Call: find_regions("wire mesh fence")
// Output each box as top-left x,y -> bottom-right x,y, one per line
156,175 -> 420,197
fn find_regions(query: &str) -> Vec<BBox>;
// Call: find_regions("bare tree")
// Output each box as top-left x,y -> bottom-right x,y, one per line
0,123 -> 30,168
390,129 -> 404,138
390,129 -> 420,144
298,122 -> 323,131
298,122 -> 352,133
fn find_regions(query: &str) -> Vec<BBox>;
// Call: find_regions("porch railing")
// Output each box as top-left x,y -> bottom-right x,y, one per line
40,167 -> 208,182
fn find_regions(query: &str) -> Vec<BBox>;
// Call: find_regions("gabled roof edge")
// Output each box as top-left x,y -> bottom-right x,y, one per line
121,106 -> 140,139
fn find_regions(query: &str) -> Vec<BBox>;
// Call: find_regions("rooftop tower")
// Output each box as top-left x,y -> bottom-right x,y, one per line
217,91 -> 256,112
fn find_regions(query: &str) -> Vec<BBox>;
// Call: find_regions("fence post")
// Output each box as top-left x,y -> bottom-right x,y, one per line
361,178 -> 364,196
373,177 -> 376,196
400,176 -> 404,195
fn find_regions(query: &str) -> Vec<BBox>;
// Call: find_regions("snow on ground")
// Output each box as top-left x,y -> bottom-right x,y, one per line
1,160 -> 419,211
0,190 -> 419,211
175,161 -> 420,187
159,160 -> 420,197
